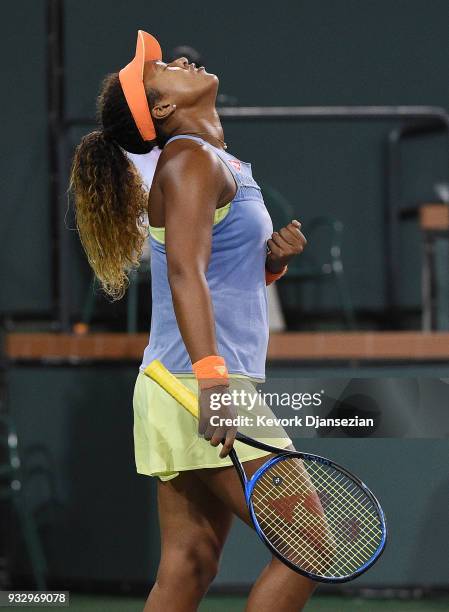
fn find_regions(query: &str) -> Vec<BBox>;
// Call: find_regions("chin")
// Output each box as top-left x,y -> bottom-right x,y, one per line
200,73 -> 218,97
208,73 -> 219,88
201,68 -> 218,81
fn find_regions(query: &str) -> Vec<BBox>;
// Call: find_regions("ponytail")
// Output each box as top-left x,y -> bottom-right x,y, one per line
69,129 -> 148,300
69,72 -> 160,300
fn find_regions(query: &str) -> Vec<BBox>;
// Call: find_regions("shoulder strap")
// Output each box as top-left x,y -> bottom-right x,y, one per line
165,134 -> 205,147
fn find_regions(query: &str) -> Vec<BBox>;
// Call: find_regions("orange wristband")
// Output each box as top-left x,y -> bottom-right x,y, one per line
192,355 -> 230,390
265,265 -> 288,286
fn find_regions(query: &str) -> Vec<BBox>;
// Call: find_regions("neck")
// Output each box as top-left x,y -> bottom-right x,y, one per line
172,108 -> 225,149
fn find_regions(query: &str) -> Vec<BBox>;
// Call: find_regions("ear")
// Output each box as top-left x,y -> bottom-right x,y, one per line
151,101 -> 177,120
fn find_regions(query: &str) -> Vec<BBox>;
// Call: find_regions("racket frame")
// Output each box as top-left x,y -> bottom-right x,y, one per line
230,433 -> 387,583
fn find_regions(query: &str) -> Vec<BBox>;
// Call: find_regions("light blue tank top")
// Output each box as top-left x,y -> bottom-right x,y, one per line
139,135 -> 273,380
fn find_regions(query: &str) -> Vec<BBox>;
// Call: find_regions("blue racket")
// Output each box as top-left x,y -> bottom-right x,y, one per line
144,360 -> 387,583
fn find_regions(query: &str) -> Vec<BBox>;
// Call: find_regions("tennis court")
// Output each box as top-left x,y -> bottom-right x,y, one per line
23,595 -> 449,611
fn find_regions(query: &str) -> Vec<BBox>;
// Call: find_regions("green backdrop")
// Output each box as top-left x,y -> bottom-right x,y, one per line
3,0 -> 449,318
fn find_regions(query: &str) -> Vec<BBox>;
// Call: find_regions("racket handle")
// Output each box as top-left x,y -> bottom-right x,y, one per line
144,360 -> 199,419
144,360 -> 288,456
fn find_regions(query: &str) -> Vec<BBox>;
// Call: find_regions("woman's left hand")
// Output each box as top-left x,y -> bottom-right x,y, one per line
266,219 -> 307,272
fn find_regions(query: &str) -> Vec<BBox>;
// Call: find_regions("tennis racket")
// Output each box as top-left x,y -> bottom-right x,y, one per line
144,359 -> 387,583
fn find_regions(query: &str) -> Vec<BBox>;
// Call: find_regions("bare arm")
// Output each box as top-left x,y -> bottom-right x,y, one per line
159,144 -> 223,361
157,142 -> 237,456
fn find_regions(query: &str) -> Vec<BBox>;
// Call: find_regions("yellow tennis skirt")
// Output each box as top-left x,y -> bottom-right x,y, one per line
133,371 -> 292,481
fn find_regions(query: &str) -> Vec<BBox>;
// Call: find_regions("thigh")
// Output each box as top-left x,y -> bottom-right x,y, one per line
196,444 -> 296,525
157,469 -> 233,555
196,453 -> 276,526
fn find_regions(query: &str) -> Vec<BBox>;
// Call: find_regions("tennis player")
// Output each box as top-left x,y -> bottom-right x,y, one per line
70,31 -> 313,611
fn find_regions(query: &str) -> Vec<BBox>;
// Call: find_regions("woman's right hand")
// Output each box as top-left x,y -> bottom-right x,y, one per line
199,385 -> 238,458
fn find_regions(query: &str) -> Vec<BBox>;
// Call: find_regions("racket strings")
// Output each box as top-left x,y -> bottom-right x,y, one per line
261,460 -> 381,573
254,466 -> 377,576
254,463 -> 342,575
251,457 -> 384,578
301,465 -> 381,555
254,463 -> 336,573
254,460 -> 381,576
256,464 -> 375,571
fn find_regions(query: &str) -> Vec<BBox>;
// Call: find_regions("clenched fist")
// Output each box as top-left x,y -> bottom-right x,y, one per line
266,219 -> 307,273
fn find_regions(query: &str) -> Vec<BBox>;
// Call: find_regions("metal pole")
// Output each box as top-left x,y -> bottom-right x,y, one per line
56,129 -> 72,332
385,127 -> 403,325
47,0 -> 71,331
66,104 -> 449,126
217,105 -> 449,122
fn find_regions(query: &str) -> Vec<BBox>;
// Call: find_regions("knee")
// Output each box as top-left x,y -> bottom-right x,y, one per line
183,543 -> 220,589
157,542 -> 220,594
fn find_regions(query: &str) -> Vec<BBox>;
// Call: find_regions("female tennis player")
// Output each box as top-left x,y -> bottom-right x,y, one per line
70,31 -> 312,611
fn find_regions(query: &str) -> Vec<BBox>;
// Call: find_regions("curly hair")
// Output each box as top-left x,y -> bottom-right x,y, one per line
69,73 -> 163,300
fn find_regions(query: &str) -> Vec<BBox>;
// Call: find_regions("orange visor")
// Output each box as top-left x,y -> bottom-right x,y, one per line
119,30 -> 162,141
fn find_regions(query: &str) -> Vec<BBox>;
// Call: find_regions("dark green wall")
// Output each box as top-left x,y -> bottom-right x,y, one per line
1,1 -> 50,313
7,365 -> 159,583
3,0 -> 449,316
